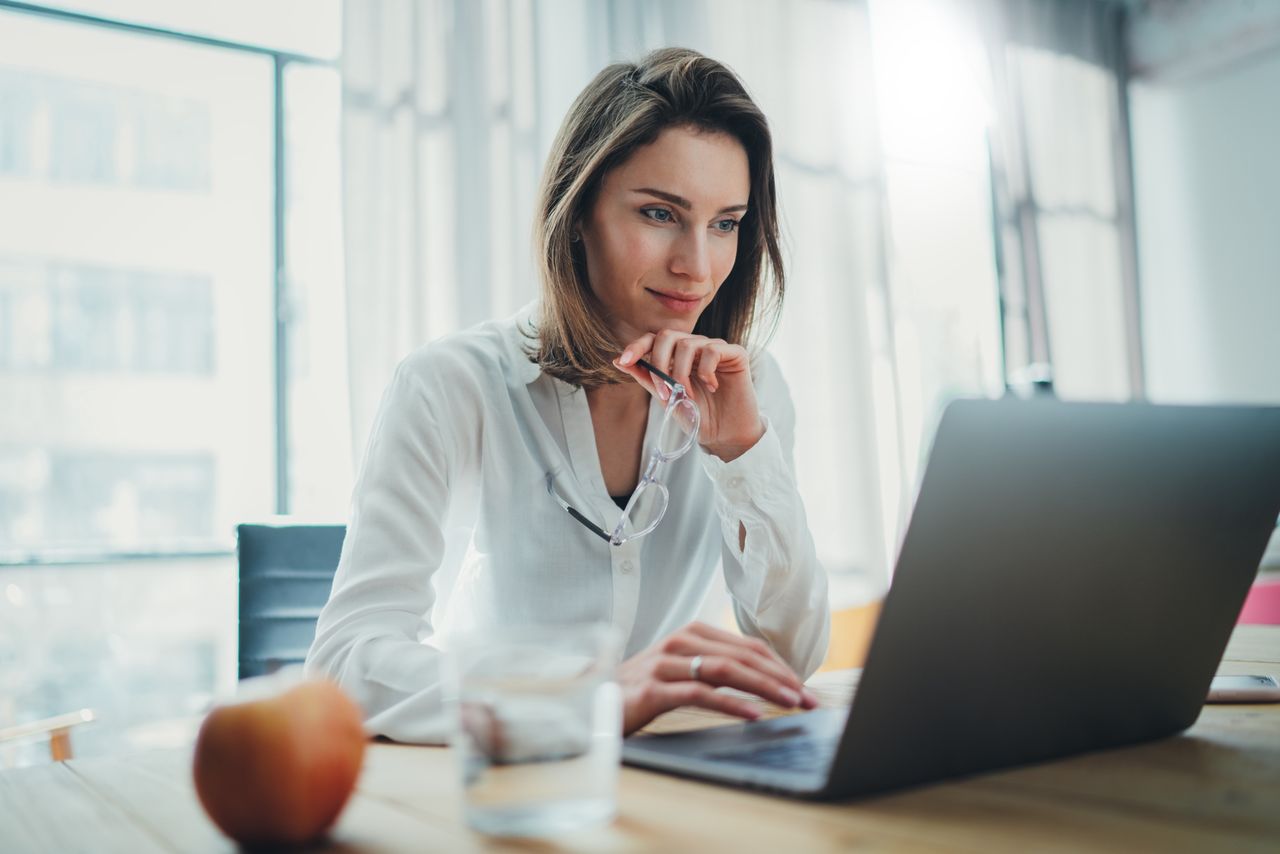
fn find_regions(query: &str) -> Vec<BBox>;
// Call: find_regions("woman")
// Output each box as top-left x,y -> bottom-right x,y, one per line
306,47 -> 833,741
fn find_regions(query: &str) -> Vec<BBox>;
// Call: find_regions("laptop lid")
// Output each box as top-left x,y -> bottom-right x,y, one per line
825,397 -> 1280,798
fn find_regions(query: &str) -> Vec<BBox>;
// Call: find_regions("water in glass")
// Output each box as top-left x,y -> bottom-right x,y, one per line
449,624 -> 621,836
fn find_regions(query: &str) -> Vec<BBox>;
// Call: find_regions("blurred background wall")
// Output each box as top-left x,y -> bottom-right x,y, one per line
1128,0 -> 1280,405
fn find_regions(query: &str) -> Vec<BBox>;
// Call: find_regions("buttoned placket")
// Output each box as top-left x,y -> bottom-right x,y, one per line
554,379 -> 663,643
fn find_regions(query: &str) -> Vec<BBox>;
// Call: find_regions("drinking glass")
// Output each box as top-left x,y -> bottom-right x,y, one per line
446,623 -> 622,836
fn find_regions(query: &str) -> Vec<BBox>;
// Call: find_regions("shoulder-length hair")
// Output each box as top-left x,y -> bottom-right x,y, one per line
529,47 -> 785,388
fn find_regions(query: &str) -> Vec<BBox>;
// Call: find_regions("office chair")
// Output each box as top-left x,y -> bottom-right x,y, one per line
237,522 -> 347,679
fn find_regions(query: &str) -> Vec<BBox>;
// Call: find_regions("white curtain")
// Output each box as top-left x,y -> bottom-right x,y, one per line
342,0 -> 542,457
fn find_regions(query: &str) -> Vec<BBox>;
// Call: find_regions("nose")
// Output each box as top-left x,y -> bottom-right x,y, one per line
669,228 -> 711,283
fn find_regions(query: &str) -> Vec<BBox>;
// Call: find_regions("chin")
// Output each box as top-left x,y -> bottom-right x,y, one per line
645,313 -> 700,335
614,296 -> 706,340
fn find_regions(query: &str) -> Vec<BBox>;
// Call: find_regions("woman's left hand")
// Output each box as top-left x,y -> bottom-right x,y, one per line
613,329 -> 764,462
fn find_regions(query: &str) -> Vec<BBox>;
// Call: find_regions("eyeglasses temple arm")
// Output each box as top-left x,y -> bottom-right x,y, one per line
568,506 -> 612,543
546,473 -> 613,543
634,358 -> 681,391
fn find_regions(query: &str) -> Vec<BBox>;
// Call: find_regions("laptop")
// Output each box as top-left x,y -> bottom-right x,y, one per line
622,397 -> 1280,799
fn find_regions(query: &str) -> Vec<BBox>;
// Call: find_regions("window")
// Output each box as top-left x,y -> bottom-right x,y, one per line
0,2 -> 344,768
0,3 -> 347,560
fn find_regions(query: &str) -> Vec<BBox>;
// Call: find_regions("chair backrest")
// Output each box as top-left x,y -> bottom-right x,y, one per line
236,522 -> 346,680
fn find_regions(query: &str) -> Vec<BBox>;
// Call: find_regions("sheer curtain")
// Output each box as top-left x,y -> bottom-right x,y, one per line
342,0 -> 544,456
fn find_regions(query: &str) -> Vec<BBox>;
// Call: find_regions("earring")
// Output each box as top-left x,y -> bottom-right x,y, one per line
570,231 -> 581,243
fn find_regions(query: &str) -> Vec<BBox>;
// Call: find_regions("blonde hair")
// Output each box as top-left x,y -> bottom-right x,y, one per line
528,47 -> 785,388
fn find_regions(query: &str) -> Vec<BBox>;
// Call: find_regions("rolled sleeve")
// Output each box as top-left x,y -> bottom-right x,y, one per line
700,414 -> 791,509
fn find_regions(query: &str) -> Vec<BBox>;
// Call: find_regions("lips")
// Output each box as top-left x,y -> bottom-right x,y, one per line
646,288 -> 705,314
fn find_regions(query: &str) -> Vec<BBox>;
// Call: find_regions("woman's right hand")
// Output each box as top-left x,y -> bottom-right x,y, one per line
618,621 -> 819,735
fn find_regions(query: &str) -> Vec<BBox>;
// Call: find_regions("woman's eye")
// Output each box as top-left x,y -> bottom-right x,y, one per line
642,208 -> 674,223
715,218 -> 740,233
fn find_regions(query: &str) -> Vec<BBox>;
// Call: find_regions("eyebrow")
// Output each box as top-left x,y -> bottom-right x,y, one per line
631,187 -> 748,215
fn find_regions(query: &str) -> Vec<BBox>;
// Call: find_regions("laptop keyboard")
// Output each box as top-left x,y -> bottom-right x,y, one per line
705,736 -> 839,772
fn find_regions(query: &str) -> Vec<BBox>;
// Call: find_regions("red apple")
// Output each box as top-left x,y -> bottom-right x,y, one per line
192,679 -> 367,846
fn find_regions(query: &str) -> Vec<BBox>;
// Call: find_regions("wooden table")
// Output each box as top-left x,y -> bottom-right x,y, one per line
3,625 -> 1278,852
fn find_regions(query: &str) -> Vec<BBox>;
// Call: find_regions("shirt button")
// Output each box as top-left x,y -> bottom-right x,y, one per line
725,476 -> 748,501
620,560 -> 634,574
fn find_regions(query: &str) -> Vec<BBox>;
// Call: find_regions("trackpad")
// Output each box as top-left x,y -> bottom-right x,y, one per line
627,707 -> 846,756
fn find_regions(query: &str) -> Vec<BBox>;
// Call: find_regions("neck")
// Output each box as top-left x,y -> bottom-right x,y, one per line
584,377 -> 650,413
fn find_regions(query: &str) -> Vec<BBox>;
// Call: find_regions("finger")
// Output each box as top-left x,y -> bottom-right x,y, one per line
687,620 -> 782,656
656,655 -> 801,709
664,633 -> 804,697
614,357 -> 660,398
696,346 -> 723,391
656,681 -> 763,722
647,329 -> 687,377
681,624 -> 815,705
616,334 -> 655,369
670,336 -> 708,389
687,622 -> 795,671
703,340 -> 750,376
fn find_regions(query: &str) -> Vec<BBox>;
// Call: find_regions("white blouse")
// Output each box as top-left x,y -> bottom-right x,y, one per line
305,302 -> 831,743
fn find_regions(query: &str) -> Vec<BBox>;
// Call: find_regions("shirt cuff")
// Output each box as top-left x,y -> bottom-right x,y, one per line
698,415 -> 792,507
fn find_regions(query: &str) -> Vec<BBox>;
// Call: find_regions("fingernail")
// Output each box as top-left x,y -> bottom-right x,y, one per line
779,688 -> 800,707
658,384 -> 669,402
802,689 -> 819,708
619,351 -> 634,366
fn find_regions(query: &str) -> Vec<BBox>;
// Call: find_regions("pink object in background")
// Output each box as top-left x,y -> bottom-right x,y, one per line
1238,579 -> 1280,625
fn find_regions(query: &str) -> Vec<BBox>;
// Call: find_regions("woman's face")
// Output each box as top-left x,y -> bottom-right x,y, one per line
578,125 -> 750,343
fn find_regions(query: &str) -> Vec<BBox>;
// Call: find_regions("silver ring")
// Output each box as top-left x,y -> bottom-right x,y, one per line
689,655 -> 703,682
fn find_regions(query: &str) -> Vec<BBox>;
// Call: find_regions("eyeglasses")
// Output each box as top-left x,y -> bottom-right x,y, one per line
547,359 -> 701,546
